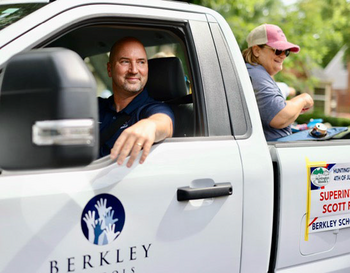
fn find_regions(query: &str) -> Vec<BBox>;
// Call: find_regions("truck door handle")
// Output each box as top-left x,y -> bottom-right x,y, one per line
177,182 -> 233,201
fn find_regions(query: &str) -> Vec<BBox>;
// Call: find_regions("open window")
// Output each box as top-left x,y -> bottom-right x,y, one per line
45,22 -> 197,138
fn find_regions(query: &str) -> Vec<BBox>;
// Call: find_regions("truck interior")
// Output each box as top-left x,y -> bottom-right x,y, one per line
45,23 -> 197,138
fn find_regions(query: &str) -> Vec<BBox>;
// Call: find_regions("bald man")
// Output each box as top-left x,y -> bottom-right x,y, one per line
98,37 -> 174,167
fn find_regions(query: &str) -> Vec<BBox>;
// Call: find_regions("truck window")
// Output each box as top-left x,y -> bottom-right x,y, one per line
45,22 -> 198,139
209,22 -> 251,138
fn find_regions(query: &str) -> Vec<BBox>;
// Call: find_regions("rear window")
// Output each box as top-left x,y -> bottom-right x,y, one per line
0,3 -> 46,30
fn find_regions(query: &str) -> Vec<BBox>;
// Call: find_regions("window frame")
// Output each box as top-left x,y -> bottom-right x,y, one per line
36,17 -> 211,138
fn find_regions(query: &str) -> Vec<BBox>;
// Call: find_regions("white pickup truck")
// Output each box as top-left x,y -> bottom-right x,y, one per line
1,1 -> 350,272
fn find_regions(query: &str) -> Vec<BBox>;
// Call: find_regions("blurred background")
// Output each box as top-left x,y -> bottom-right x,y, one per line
186,0 -> 350,127
4,0 -> 348,127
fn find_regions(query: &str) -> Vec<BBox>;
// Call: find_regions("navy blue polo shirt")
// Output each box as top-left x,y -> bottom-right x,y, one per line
98,89 -> 174,157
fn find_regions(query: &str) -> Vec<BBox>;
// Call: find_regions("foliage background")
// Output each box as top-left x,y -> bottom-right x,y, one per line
187,0 -> 350,94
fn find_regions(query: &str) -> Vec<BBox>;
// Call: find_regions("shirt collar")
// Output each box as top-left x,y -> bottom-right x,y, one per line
107,88 -> 150,115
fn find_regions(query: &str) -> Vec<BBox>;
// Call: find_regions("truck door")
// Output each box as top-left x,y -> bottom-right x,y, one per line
271,142 -> 350,272
0,3 -> 244,273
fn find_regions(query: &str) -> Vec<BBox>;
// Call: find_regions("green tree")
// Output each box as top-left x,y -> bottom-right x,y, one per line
188,0 -> 350,92
191,0 -> 283,49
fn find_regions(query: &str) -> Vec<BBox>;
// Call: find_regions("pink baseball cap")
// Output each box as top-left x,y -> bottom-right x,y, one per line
246,24 -> 300,53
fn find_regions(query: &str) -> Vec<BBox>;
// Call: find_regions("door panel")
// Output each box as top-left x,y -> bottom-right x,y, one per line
272,144 -> 350,272
0,4 -> 244,273
0,138 -> 243,273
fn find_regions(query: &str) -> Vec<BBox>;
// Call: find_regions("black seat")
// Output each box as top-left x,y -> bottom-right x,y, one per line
146,57 -> 194,137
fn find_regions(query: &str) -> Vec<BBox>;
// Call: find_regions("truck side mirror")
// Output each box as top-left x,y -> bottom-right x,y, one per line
0,48 -> 98,171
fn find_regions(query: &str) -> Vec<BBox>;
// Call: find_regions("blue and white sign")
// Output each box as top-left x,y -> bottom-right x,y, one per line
81,193 -> 125,245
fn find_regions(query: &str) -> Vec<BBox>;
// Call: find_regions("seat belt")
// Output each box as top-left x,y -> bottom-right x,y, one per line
165,93 -> 192,104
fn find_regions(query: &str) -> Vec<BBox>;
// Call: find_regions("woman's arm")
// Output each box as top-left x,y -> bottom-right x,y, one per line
270,93 -> 314,129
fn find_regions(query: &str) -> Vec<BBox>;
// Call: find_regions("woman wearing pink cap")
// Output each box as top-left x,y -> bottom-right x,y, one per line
242,24 -> 313,141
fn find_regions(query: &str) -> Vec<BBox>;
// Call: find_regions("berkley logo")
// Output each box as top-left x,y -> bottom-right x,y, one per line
49,245 -> 152,273
49,193 -> 152,273
81,194 -> 125,245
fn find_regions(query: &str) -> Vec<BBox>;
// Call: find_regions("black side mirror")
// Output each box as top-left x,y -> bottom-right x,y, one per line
0,48 -> 98,170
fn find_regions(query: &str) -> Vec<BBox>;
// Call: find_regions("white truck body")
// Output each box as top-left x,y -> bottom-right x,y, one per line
0,1 -> 349,272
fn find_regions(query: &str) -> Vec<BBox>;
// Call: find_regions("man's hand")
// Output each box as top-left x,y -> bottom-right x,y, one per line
110,113 -> 173,167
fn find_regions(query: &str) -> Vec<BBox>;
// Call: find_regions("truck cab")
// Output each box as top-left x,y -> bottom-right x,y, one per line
0,1 -> 349,272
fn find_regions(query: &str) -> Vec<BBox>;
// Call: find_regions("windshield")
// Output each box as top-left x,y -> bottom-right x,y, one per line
0,3 -> 47,30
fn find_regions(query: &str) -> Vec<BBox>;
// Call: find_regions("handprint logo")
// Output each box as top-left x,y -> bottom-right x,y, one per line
81,194 -> 125,245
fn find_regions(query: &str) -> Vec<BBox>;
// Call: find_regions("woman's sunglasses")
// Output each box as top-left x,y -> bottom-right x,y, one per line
261,45 -> 291,57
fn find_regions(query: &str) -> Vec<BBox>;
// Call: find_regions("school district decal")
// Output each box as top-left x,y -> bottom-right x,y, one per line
81,193 -> 125,245
305,160 -> 350,240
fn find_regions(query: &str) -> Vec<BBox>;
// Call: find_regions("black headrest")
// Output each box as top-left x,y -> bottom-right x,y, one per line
146,57 -> 188,101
